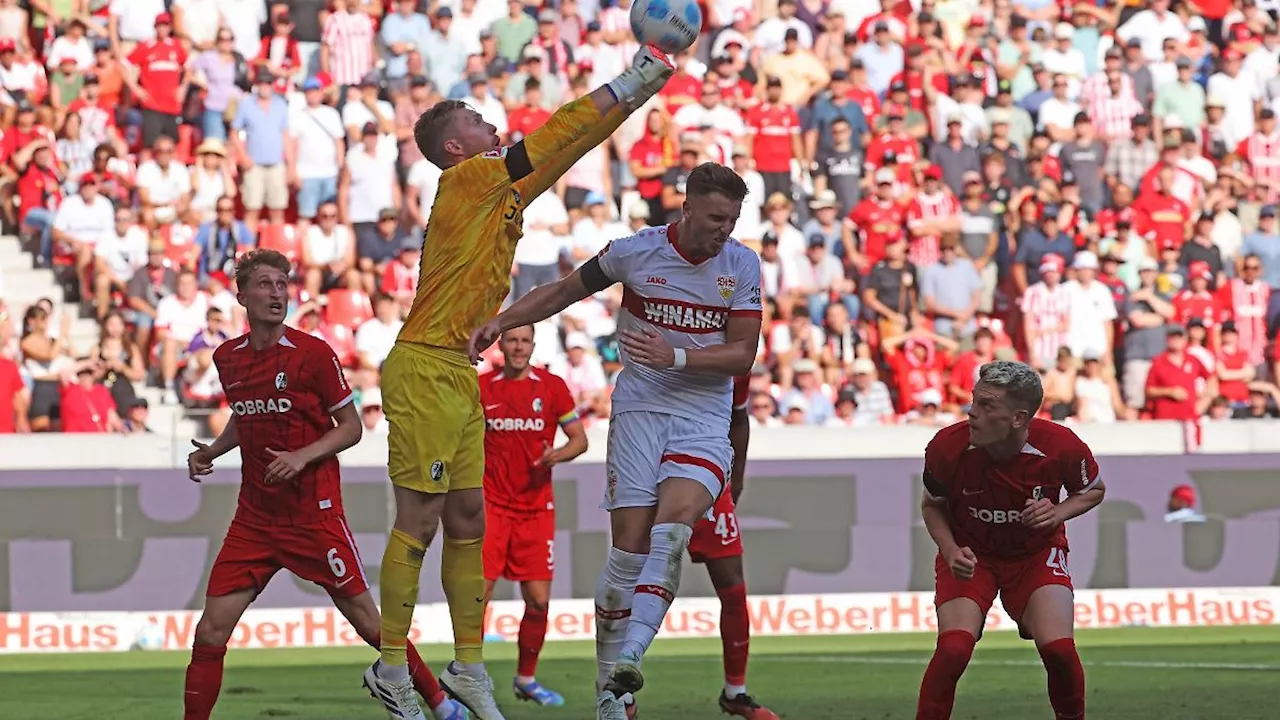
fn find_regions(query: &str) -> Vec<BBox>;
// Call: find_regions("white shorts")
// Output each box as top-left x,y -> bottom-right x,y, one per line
602,410 -> 731,515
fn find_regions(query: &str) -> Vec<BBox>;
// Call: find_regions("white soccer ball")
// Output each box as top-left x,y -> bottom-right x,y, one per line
630,0 -> 702,55
133,622 -> 165,651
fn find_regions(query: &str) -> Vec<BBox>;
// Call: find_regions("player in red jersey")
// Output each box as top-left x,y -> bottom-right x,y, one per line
182,250 -> 465,720
916,360 -> 1106,720
478,325 -> 588,707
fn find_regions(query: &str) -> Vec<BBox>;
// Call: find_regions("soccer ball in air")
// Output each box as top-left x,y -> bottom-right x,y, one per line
630,0 -> 702,54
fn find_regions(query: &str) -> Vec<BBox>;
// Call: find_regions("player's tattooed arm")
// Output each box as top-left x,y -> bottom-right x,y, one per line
187,417 -> 240,482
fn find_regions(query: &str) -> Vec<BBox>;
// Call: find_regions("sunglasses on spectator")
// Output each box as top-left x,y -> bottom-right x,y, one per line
217,206 -> 235,213
1244,264 -> 1262,271
318,212 -> 338,219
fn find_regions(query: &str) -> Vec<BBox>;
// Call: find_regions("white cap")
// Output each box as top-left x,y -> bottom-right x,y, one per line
1188,16 -> 1207,32
1138,256 -> 1159,272
875,168 -> 896,184
917,388 -> 943,406
362,388 -> 383,408
1055,23 -> 1074,40
565,331 -> 592,350
793,358 -> 819,374
782,394 -> 809,413
1073,251 -> 1099,270
1163,114 -> 1184,129
852,357 -> 876,375
810,189 -> 838,209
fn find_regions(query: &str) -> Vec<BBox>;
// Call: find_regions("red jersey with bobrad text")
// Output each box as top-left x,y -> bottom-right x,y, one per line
922,419 -> 1100,560
480,367 -> 579,513
213,327 -> 354,526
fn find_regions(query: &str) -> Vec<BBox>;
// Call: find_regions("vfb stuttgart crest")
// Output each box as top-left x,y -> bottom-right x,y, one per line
274,372 -> 287,391
532,398 -> 543,413
716,275 -> 736,300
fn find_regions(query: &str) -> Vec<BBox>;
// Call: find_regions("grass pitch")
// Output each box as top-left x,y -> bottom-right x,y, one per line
1,625 -> 1278,719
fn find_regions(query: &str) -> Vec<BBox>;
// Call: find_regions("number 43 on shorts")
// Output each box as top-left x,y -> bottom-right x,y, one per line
1045,547 -> 1070,578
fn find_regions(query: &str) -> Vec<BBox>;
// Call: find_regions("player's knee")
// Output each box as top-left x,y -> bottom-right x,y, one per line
523,598 -> 549,615
934,629 -> 977,669
1037,637 -> 1080,671
442,489 -> 485,539
193,615 -> 234,647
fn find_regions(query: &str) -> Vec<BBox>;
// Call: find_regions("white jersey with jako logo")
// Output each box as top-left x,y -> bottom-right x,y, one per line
595,223 -> 763,431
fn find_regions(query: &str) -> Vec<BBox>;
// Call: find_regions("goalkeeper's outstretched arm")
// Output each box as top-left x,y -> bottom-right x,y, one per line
512,46 -> 674,201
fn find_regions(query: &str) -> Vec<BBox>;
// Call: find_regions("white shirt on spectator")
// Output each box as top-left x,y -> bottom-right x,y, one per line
1063,279 -> 1117,359
342,98 -> 398,156
577,40 -> 626,89
516,191 -> 569,266
755,17 -> 813,57
45,36 -> 93,70
757,221 -> 805,259
461,91 -> 508,137
355,316 -> 403,368
172,0 -> 222,49
931,94 -> 986,144
560,295 -> 618,338
94,225 -> 149,280
305,224 -> 353,266
564,144 -> 608,192
1246,44 -> 1280,99
218,0 -> 267,61
570,217 -> 627,265
549,352 -> 609,409
1036,97 -> 1083,136
135,160 -> 192,208
1116,9 -> 1188,63
0,60 -> 42,95
733,169 -> 765,240
769,321 -> 825,357
156,292 -> 211,344
344,142 -> 398,224
53,194 -> 115,247
290,103 -> 345,180
672,102 -> 747,142
111,0 -> 166,42
406,158 -> 442,226
1042,47 -> 1087,95
1208,71 -> 1260,149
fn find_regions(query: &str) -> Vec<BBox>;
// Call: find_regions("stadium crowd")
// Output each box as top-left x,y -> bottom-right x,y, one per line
2,0 -> 1280,436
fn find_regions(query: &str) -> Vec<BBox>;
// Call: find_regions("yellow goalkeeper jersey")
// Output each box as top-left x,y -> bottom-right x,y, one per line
397,96 -> 617,352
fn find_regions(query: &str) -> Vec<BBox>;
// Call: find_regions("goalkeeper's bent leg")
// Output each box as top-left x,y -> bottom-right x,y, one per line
379,528 -> 427,677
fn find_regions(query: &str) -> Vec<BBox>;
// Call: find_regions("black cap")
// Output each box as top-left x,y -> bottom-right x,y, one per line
765,75 -> 782,87
1074,111 -> 1091,125
1262,204 -> 1278,218
997,79 -> 1012,94
831,69 -> 849,81
882,149 -> 898,163
889,79 -> 907,93
1105,46 -> 1123,59
807,233 -> 826,248
1010,15 -> 1028,29
586,20 -> 601,31
1263,108 -> 1278,121
82,72 -> 99,85
1222,320 -> 1238,333
1126,37 -> 1143,48
410,75 -> 430,88
1061,171 -> 1077,186
436,5 -> 453,17
919,11 -> 934,23
784,28 -> 800,40
836,387 -> 857,404
361,121 -> 378,136
1167,324 -> 1187,336
1133,113 -> 1151,126
468,72 -> 487,85
873,20 -> 889,31
1187,317 -> 1206,329
849,57 -> 864,69
1175,56 -> 1193,69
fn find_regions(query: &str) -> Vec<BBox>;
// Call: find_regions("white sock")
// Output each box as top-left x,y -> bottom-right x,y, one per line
451,661 -> 486,679
515,674 -> 536,685
618,523 -> 692,663
594,546 -> 647,691
725,683 -> 747,697
377,660 -> 411,683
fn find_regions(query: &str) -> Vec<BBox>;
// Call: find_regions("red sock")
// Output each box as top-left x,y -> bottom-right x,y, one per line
1038,638 -> 1086,719
718,582 -> 750,688
916,629 -> 977,720
183,644 -> 227,720
517,605 -> 549,678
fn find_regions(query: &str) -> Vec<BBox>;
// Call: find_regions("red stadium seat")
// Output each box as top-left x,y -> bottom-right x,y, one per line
323,322 -> 358,368
324,288 -> 373,330
257,222 -> 302,267
175,124 -> 196,165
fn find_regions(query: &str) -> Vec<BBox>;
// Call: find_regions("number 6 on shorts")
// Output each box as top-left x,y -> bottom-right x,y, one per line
327,547 -> 347,578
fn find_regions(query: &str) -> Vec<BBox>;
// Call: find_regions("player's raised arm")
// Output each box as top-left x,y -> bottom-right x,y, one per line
468,258 -> 616,361
506,46 -> 675,202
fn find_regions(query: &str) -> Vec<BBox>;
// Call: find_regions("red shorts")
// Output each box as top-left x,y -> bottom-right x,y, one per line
688,490 -> 743,563
483,505 -> 555,582
206,515 -> 369,599
934,546 -> 1073,622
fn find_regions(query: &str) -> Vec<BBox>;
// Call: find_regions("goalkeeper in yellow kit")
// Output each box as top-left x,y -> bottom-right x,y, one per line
362,45 -> 675,720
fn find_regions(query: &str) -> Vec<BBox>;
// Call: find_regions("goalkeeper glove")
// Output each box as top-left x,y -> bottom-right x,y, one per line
607,45 -> 676,108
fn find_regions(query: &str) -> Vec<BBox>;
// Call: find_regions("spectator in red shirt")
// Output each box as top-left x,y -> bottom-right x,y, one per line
843,167 -> 907,269
948,326 -> 995,407
507,77 -> 552,143
1145,324 -> 1215,420
882,320 -> 957,414
60,360 -> 123,433
744,75 -> 802,202
0,353 -> 29,433
15,139 -> 62,267
628,108 -> 673,223
381,236 -> 422,314
1173,261 -> 1227,345
1134,163 -> 1193,250
124,12 -> 188,147
1215,322 -> 1254,407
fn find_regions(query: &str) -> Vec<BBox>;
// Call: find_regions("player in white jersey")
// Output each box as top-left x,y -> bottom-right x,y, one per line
468,163 -> 762,720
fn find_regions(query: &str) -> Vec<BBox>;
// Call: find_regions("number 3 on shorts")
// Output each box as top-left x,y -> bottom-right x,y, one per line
327,547 -> 347,578
546,540 -> 555,572
1045,547 -> 1069,578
